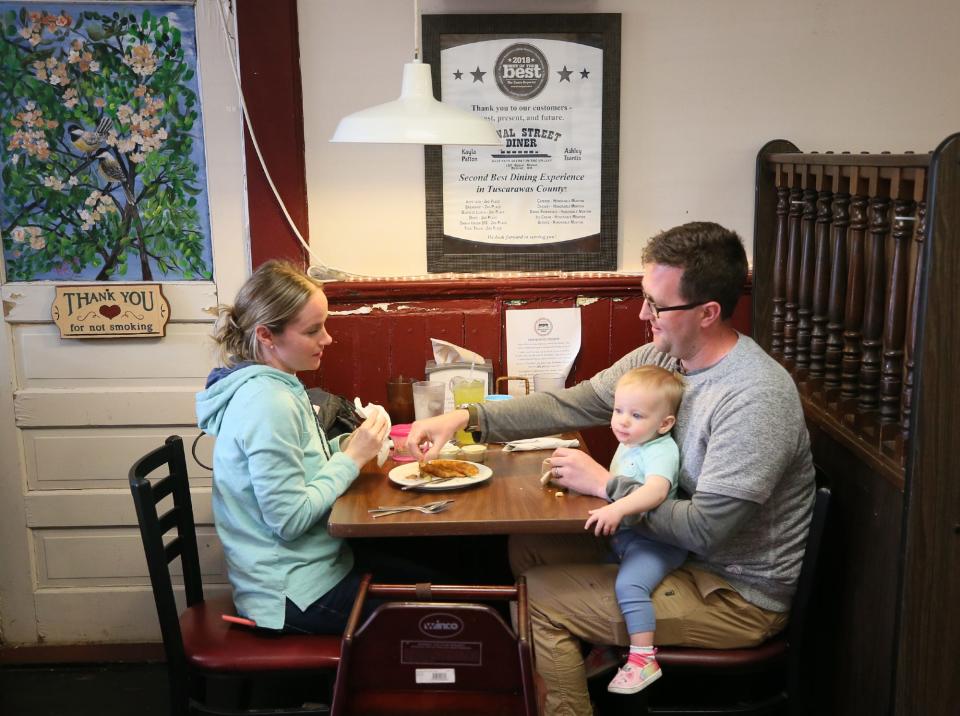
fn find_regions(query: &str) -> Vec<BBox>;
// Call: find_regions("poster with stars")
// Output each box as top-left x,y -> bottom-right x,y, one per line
423,14 -> 620,273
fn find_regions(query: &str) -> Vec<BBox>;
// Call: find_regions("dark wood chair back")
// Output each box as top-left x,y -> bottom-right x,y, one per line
129,435 -> 339,716
330,575 -> 537,716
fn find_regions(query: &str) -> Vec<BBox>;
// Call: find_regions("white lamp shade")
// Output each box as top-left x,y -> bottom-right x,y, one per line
331,61 -> 501,146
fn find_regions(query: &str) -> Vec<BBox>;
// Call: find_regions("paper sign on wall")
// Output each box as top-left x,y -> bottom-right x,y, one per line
51,284 -> 170,339
505,307 -> 581,391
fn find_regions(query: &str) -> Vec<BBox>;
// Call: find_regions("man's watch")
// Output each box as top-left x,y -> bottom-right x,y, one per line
464,403 -> 482,438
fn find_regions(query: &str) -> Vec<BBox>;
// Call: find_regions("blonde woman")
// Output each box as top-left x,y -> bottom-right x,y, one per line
196,260 -> 388,634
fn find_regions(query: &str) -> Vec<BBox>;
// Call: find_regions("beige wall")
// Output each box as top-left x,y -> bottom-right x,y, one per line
299,0 -> 960,277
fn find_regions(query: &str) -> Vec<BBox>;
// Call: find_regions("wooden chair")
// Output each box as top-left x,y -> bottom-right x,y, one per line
129,435 -> 341,716
612,485 -> 830,715
330,575 -> 538,716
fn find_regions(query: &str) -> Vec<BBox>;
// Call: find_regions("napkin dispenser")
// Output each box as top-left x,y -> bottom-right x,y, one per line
425,359 -> 493,413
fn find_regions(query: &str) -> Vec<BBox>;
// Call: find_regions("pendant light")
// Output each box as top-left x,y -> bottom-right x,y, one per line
330,0 -> 500,146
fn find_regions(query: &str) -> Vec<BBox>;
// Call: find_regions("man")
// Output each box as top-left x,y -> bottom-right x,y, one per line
408,222 -> 815,716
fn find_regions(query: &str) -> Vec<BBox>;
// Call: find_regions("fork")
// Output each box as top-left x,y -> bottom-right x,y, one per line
400,476 -> 457,491
369,499 -> 452,514
368,499 -> 454,518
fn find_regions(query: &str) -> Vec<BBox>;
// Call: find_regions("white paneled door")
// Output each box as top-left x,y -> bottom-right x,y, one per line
0,0 -> 250,646
0,284 -> 232,644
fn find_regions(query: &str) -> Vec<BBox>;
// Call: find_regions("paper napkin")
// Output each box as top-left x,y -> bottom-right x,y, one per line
502,437 -> 580,452
353,398 -> 392,466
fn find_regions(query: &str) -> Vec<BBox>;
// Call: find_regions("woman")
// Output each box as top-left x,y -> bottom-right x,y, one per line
196,260 -> 389,634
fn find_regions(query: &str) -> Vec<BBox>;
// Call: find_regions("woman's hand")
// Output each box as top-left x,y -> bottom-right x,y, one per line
547,448 -> 611,499
585,502 -> 626,536
406,409 -> 469,460
343,411 -> 390,468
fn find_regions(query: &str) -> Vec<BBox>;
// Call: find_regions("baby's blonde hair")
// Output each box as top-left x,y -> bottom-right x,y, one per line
615,366 -> 685,414
211,260 -> 325,367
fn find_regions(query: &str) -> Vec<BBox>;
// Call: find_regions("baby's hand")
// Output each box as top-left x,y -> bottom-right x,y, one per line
584,503 -> 623,536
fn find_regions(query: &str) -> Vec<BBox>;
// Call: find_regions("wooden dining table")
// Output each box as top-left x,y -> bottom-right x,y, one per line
328,433 -> 606,538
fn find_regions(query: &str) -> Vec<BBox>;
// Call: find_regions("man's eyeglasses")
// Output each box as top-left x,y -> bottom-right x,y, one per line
642,292 -> 705,320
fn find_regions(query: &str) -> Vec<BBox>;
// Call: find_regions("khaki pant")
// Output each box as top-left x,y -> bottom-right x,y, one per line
509,533 -> 788,716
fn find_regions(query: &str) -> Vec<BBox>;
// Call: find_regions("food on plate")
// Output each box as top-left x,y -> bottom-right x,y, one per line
419,459 -> 480,478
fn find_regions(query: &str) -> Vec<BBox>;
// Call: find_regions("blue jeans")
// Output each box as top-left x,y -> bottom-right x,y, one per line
282,539 -> 453,635
609,530 -> 687,635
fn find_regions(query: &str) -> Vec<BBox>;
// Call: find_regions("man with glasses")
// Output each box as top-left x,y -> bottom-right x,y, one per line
408,221 -> 815,716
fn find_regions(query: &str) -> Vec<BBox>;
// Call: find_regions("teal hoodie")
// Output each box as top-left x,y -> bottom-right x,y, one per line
196,364 -> 359,629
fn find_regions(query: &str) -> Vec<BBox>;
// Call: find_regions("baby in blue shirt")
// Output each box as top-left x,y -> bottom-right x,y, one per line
584,365 -> 686,695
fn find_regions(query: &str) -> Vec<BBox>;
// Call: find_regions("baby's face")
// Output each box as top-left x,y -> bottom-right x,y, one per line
610,383 -> 674,447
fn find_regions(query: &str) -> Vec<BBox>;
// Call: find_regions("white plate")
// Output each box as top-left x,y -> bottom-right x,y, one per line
388,460 -> 492,491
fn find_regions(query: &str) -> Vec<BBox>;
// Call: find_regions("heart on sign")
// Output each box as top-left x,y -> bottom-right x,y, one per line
99,304 -> 121,319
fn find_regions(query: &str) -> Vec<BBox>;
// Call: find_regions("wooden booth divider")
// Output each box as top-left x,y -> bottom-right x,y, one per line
753,134 -> 960,716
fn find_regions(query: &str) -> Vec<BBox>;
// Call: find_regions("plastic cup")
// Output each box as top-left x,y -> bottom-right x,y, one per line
439,444 -> 461,460
460,443 -> 487,463
413,381 -> 446,421
389,423 -> 416,463
533,373 -> 566,393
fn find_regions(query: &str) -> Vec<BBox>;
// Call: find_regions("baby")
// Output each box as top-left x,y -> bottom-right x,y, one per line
584,365 -> 687,694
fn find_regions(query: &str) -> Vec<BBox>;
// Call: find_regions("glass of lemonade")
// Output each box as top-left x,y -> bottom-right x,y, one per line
451,378 -> 485,445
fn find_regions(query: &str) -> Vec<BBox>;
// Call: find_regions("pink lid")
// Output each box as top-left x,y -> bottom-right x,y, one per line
389,423 -> 412,438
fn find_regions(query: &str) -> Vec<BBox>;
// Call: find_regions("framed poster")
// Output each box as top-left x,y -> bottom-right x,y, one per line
423,14 -> 620,273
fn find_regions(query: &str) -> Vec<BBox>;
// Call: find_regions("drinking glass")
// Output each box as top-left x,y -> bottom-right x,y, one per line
451,377 -> 485,444
413,381 -> 445,421
385,377 -> 415,424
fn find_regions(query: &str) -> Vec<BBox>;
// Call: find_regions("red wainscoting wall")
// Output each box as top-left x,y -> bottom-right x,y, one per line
304,276 -> 753,466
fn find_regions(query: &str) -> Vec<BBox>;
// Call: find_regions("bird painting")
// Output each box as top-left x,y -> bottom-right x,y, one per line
67,116 -> 113,155
94,148 -> 135,204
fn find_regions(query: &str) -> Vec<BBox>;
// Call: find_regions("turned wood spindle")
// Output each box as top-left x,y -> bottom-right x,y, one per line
795,188 -> 818,371
825,192 -> 850,389
858,196 -> 890,412
770,186 -> 790,357
783,187 -> 803,365
809,188 -> 833,378
879,199 -> 914,423
841,194 -> 868,399
901,201 -> 926,440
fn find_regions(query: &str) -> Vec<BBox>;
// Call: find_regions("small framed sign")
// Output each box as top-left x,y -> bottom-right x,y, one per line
51,284 -> 170,339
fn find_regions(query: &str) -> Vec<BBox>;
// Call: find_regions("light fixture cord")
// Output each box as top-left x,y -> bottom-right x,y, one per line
414,0 -> 421,60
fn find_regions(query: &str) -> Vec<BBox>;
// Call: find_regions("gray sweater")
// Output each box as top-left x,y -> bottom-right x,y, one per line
478,334 -> 815,612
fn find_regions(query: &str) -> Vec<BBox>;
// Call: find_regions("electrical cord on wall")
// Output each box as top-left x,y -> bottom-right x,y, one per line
215,0 -> 360,280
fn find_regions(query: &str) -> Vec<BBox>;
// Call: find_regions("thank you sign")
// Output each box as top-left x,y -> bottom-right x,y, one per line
51,284 -> 170,339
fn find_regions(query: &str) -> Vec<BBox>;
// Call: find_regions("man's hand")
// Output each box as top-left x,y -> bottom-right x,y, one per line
585,502 -> 627,536
547,448 -> 611,499
406,409 -> 469,460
